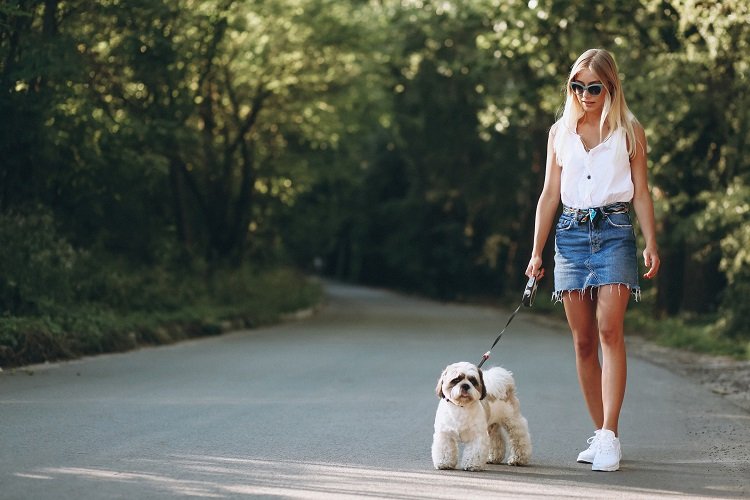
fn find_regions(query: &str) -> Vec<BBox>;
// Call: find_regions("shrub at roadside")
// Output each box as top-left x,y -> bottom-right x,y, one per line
0,212 -> 322,368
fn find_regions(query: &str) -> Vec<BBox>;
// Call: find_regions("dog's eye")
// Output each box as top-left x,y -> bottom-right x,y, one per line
450,376 -> 462,385
468,376 -> 479,387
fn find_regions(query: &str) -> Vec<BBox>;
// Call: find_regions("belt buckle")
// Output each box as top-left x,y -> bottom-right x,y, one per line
588,208 -> 599,224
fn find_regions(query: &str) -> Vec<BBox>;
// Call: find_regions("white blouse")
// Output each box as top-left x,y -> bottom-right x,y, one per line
554,125 -> 634,209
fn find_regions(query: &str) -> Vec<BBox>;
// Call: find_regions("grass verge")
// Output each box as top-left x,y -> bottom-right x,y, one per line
625,308 -> 750,359
490,285 -> 749,360
0,266 -> 322,369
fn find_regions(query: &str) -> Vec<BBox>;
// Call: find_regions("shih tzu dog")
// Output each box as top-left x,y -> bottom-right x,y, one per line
432,361 -> 531,471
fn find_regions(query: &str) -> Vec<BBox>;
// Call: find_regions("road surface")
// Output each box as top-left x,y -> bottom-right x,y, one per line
1,281 -> 749,498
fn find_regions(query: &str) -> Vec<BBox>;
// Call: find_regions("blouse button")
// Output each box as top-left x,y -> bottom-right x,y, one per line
587,175 -> 591,179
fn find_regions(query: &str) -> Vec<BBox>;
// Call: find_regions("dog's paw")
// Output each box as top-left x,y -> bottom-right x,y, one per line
487,451 -> 505,464
506,454 -> 529,466
434,463 -> 456,470
462,463 -> 485,472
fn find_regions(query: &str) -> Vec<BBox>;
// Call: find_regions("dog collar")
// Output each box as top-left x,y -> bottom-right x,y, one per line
443,396 -> 470,408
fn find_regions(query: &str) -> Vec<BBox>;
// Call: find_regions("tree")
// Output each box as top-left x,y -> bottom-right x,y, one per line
632,0 -> 750,325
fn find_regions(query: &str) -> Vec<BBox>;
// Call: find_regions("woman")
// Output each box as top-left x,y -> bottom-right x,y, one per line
526,48 -> 660,472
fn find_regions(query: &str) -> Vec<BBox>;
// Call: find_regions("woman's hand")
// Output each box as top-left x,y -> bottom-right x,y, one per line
526,256 -> 545,280
643,246 -> 660,279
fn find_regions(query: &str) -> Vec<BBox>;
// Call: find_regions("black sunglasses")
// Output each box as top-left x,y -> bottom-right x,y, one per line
570,81 -> 605,96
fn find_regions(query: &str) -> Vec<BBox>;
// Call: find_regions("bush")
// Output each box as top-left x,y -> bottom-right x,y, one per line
694,181 -> 750,340
0,254 -> 322,368
0,209 -> 78,315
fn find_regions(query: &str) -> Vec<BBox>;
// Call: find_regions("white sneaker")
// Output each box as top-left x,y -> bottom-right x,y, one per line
592,429 -> 621,471
576,429 -> 601,463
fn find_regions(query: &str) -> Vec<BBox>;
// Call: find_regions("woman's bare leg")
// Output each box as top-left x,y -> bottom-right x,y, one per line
595,285 -> 630,435
562,291 -> 603,429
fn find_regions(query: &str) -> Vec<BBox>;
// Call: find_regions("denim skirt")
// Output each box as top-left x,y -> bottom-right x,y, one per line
553,208 -> 640,302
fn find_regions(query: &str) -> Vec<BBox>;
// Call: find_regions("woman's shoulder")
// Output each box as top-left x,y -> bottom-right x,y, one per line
549,119 -> 574,164
630,117 -> 644,133
549,119 -> 571,139
622,115 -> 646,141
622,112 -> 643,134
618,115 -> 647,158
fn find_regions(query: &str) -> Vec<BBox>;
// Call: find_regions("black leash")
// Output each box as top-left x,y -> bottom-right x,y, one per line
477,276 -> 538,369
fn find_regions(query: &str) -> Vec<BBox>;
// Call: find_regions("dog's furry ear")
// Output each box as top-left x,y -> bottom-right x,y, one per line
478,369 -> 487,400
436,369 -> 447,399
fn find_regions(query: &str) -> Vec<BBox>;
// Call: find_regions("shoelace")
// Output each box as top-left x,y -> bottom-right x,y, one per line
585,434 -> 600,452
597,435 -> 617,453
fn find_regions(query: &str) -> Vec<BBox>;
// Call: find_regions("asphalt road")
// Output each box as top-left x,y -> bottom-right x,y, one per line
1,281 -> 749,499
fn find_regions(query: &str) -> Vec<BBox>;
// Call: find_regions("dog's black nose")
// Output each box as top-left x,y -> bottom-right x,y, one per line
461,383 -> 471,391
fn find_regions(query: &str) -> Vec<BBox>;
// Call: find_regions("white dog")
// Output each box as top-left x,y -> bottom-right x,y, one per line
432,361 -> 532,471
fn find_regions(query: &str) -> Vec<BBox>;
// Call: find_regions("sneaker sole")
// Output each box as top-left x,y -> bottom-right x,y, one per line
592,463 -> 620,472
577,458 -> 593,464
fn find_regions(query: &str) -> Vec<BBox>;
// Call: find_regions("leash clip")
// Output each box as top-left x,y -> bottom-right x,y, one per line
478,351 -> 491,369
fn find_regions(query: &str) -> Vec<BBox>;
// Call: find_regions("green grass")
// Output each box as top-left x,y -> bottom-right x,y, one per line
0,266 -> 323,368
625,308 -> 750,359
529,286 -> 750,360
487,285 -> 750,360
621,286 -> 750,359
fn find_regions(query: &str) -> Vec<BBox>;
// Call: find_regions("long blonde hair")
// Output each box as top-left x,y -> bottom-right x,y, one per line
554,49 -> 639,159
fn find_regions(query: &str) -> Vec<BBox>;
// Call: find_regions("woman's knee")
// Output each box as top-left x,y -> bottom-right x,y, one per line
572,331 -> 599,359
598,324 -> 624,347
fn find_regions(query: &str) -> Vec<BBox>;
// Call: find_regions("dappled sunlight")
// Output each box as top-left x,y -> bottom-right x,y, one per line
15,454 -> 741,499
12,472 -> 54,480
27,466 -> 225,499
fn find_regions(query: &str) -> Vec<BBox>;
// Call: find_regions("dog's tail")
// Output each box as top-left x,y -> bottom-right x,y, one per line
482,366 -> 516,400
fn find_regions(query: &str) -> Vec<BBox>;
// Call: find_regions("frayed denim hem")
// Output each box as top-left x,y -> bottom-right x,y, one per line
552,284 -> 641,304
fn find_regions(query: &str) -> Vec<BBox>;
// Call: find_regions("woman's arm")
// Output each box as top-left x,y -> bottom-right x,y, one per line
526,125 -> 562,280
630,123 -> 660,279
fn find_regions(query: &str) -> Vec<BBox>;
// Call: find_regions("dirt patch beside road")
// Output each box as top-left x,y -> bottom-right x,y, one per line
628,336 -> 750,413
529,312 -> 750,413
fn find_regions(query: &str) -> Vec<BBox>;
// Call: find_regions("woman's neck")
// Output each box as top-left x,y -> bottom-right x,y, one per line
579,111 -> 603,125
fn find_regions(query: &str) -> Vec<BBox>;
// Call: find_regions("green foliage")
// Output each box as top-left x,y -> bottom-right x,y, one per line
0,265 -> 322,367
1,0 -> 749,366
694,180 -> 750,337
626,307 -> 748,360
0,209 -> 78,315
628,0 -> 750,316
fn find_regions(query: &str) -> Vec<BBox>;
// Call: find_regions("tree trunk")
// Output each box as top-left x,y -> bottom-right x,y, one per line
168,160 -> 192,251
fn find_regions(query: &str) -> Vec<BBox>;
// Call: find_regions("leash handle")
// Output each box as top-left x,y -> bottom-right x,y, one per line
522,275 -> 538,307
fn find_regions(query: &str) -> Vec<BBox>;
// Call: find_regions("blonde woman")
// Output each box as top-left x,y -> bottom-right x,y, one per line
526,48 -> 660,471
